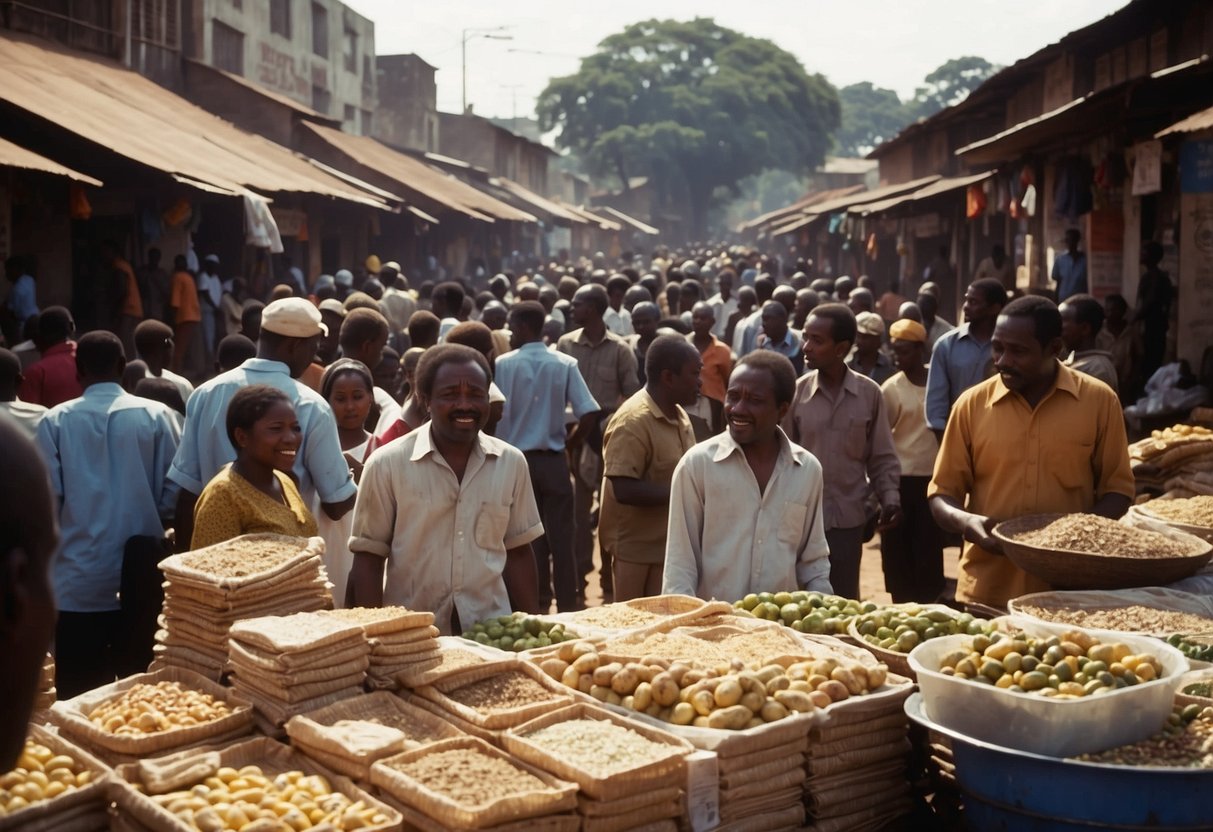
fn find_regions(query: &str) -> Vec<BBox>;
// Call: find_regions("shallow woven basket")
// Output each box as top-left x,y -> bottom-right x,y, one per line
992,513 -> 1213,590
0,724 -> 112,832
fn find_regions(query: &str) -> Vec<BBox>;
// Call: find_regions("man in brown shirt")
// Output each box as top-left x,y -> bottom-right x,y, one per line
557,284 -> 640,600
782,304 -> 902,599
601,336 -> 701,600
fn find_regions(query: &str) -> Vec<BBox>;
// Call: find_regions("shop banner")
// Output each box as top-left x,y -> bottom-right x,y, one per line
1131,140 -> 1162,196
1180,141 -> 1213,194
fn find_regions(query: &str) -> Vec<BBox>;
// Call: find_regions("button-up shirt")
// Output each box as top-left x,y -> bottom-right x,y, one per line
663,429 -> 832,600
19,341 -> 82,408
707,292 -> 738,339
925,323 -> 993,431
928,362 -> 1135,606
692,335 -> 733,403
1052,251 -> 1088,301
495,342 -> 599,452
557,328 -> 640,411
168,358 -> 357,505
600,390 -> 696,565
757,329 -> 804,375
782,369 -> 901,529
349,424 -> 544,635
0,399 -> 46,439
848,350 -> 896,386
5,273 -> 38,322
732,311 -> 763,357
926,317 -> 953,352
603,306 -> 633,337
881,372 -> 938,477
36,383 -> 180,612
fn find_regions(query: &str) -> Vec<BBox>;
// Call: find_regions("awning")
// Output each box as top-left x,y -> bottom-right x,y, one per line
558,202 -> 622,231
300,122 -> 534,223
493,177 -> 585,224
0,135 -> 101,185
598,205 -> 659,235
1157,104 -> 1213,138
738,184 -> 866,232
0,32 -> 387,207
767,175 -> 942,236
851,170 -> 996,216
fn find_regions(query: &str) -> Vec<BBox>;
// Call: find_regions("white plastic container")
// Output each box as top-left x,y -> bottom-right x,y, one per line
907,618 -> 1189,758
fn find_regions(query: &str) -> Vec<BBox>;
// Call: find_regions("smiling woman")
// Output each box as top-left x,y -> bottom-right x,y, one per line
189,385 -> 318,550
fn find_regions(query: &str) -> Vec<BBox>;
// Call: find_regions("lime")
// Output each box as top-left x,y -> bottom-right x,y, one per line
772,591 -> 794,607
780,603 -> 800,624
740,593 -> 760,611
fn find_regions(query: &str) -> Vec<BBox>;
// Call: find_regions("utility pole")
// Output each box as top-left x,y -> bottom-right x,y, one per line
461,26 -> 513,113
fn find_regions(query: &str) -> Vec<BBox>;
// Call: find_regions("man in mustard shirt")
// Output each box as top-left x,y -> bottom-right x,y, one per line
928,296 -> 1134,608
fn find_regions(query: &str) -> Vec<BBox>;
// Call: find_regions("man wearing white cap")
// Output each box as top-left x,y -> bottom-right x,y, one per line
848,311 -> 895,385
379,261 -> 416,341
168,297 -> 357,549
334,269 -> 354,301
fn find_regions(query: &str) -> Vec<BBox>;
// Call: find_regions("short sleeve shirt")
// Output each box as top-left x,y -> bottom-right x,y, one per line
600,390 -> 696,564
170,271 -> 201,324
191,466 -> 317,550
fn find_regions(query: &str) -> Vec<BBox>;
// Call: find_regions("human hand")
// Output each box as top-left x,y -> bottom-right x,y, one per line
962,513 -> 1002,554
876,504 -> 903,532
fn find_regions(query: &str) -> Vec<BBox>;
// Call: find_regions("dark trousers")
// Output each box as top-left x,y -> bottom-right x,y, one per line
56,611 -> 123,699
524,450 -> 581,611
880,476 -> 945,603
825,525 -> 865,601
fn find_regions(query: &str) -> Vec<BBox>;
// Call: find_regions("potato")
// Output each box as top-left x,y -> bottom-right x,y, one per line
807,690 -> 833,709
714,679 -> 743,708
773,689 -> 816,713
611,667 -> 640,696
817,680 -> 850,702
670,702 -> 696,725
764,676 -> 790,695
650,673 -> 680,707
571,652 -> 601,675
666,663 -> 690,685
539,658 -> 569,681
690,689 -> 716,717
707,705 -> 753,730
761,700 -> 790,722
830,667 -> 863,696
577,673 -> 594,694
561,665 -> 581,689
592,662 -> 621,686
740,691 -> 766,713
632,681 -> 653,711
867,664 -> 888,689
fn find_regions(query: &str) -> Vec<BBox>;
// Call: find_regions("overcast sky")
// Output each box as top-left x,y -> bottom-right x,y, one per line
346,0 -> 1128,125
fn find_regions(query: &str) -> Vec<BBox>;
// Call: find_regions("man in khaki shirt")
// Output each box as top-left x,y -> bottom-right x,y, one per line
929,297 -> 1135,608
783,304 -> 902,600
601,336 -> 701,600
348,344 -> 544,633
557,284 -> 640,601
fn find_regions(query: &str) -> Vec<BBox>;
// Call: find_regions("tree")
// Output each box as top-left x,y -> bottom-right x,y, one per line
835,82 -> 906,157
909,56 -> 998,119
537,18 -> 840,239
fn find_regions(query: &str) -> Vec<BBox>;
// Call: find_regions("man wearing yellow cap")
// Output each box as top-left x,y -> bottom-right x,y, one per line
880,319 -> 944,602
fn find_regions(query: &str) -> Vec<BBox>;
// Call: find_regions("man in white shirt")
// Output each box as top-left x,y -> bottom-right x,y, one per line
603,274 -> 634,337
663,351 -> 832,600
707,268 -> 738,339
197,254 -> 223,365
0,347 -> 45,439
349,344 -> 543,633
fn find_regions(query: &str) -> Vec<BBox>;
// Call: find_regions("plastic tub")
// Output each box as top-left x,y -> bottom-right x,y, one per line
907,619 -> 1188,757
906,693 -> 1213,831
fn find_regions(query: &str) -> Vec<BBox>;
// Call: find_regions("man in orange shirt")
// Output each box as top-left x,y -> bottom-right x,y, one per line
168,255 -> 201,374
689,301 -> 732,433
102,241 -> 142,357
928,296 -> 1134,608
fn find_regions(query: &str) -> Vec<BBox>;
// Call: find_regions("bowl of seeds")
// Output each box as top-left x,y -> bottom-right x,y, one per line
992,513 -> 1213,590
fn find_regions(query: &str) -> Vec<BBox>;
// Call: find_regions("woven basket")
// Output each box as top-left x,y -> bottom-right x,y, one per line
1131,502 -> 1213,543
414,660 -> 574,730
48,666 -> 253,758
369,736 -> 578,829
383,796 -> 580,832
1007,587 -> 1213,637
110,736 -> 400,832
581,801 -> 681,832
0,724 -> 112,832
993,513 -> 1213,589
503,703 -> 693,801
317,607 -> 436,636
229,611 -> 367,653
576,785 -> 682,817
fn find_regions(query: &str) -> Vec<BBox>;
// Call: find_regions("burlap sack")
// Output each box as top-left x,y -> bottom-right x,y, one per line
809,726 -> 907,758
368,624 -> 440,645
718,787 -> 803,821
228,669 -> 366,704
580,802 -> 680,832
804,795 -> 914,831
0,725 -> 112,832
810,711 -> 906,743
371,638 -> 441,657
229,611 -> 365,653
716,738 -> 808,773
227,635 -> 369,670
161,586 -> 330,621
575,786 -> 681,817
717,753 -> 805,789
319,607 -> 437,636
162,568 -> 328,608
158,534 -> 321,587
228,643 -> 369,681
718,766 -> 803,801
715,804 -> 805,832
806,737 -> 912,777
232,682 -> 365,726
383,795 -> 581,832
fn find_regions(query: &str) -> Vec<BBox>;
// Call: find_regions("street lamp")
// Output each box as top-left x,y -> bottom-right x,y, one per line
462,26 -> 513,113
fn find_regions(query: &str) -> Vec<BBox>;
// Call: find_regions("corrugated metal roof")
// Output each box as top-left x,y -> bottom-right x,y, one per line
493,177 -> 585,224
739,184 -> 868,232
0,136 -> 101,184
302,122 -> 535,223
0,33 -> 387,207
598,205 -> 659,236
851,170 -> 996,216
766,176 -> 942,236
1157,104 -> 1213,138
558,202 -> 622,231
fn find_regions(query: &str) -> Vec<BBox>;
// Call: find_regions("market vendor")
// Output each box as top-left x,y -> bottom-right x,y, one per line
347,344 -> 544,634
663,351 -> 832,600
928,296 -> 1134,608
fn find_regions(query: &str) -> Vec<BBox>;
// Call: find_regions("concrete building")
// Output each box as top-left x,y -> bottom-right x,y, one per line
374,53 -> 440,153
438,111 -> 556,197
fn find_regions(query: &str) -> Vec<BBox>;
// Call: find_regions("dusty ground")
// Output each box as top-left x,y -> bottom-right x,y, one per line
572,534 -> 962,610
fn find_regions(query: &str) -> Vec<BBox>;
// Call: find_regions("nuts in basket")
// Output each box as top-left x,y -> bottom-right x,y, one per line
89,681 -> 233,735
519,719 -> 679,776
1073,704 -> 1213,767
177,537 -> 305,577
144,764 -> 389,829
1010,514 -> 1193,558
1142,496 -> 1213,528
936,629 -> 1165,698
0,740 -> 94,815
447,670 -> 563,712
385,748 -> 548,805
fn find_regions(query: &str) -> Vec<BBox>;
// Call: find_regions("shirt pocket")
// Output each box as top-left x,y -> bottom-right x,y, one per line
1052,441 -> 1095,490
777,502 -> 808,547
844,419 -> 869,460
474,503 -> 511,550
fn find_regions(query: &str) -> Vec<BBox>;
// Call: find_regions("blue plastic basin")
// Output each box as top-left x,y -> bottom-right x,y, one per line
906,693 -> 1211,830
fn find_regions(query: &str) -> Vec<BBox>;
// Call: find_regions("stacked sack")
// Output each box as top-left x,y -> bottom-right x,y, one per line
152,535 -> 330,679
227,611 -> 369,733
802,683 -> 914,832
319,607 -> 440,689
1131,425 -> 1213,495
712,720 -> 811,832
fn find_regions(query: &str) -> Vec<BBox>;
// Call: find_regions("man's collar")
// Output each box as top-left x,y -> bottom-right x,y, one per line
410,422 -> 497,463
641,389 -> 687,425
711,426 -> 804,465
991,359 -> 1079,404
574,327 -> 615,346
241,357 -> 291,373
803,367 -> 860,399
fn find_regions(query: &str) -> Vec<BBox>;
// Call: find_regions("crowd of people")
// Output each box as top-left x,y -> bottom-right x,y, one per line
0,239 -> 1160,742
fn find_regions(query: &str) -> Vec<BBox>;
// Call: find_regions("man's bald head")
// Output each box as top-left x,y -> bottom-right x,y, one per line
0,416 -> 58,768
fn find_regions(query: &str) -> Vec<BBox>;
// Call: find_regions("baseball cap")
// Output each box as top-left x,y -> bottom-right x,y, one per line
261,298 -> 327,338
335,269 -> 354,287
889,319 -> 927,343
856,311 -> 886,337
318,298 -> 347,317
383,260 -> 401,272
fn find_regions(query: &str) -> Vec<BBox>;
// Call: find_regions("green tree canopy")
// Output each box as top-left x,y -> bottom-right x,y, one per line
835,82 -> 907,157
537,18 -> 839,239
909,56 -> 998,119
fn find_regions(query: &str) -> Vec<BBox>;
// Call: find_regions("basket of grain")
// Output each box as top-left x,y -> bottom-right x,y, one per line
48,667 -> 253,762
1008,588 -> 1213,638
503,703 -> 693,801
414,661 -> 575,731
562,595 -> 734,636
1131,496 -> 1213,543
0,724 -> 112,832
370,736 -> 578,829
110,736 -> 401,832
285,691 -> 464,781
992,513 -> 1213,590
158,534 -> 323,591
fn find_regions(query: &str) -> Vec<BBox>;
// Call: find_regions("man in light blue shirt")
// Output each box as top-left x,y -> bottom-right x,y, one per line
35,331 -> 180,696
495,301 -> 598,611
168,298 -> 357,549
731,275 -> 775,357
756,300 -> 805,375
1051,228 -> 1088,302
925,278 -> 1006,436
4,255 -> 38,334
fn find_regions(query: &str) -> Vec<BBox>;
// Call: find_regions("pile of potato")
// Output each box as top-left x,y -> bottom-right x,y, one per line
536,642 -> 887,730
0,739 -> 94,816
142,764 -> 389,830
89,681 -> 234,735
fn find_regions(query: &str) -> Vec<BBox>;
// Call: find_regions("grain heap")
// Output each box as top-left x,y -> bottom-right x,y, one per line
153,535 -> 330,679
1130,425 -> 1213,494
227,612 -> 369,732
1012,514 -> 1193,558
319,607 -> 440,690
1015,602 -> 1213,634
1142,495 -> 1213,528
